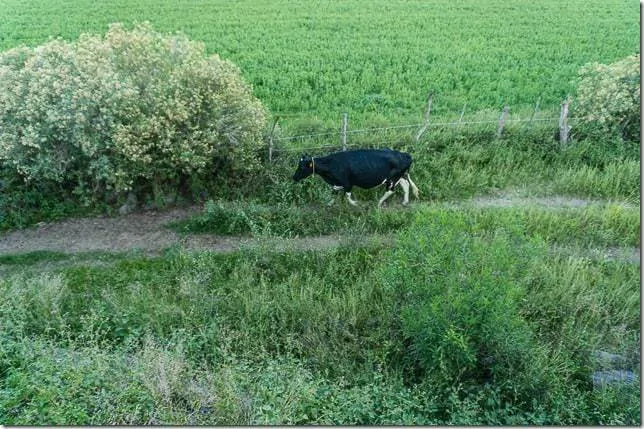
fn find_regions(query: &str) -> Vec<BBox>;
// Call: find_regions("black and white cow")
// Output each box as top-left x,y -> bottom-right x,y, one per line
292,149 -> 419,207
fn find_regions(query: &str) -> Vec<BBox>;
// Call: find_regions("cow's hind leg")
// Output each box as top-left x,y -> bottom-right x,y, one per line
406,173 -> 419,199
399,178 -> 411,205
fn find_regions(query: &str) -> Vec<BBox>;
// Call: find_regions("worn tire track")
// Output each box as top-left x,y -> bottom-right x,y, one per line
0,195 -> 639,264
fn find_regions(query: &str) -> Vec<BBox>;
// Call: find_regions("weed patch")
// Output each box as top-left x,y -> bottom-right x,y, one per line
170,199 -> 415,237
0,203 -> 639,425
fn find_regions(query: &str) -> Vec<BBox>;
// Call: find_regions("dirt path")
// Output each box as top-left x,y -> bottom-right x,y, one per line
0,206 -> 203,255
0,205 -> 381,256
0,194 -> 639,262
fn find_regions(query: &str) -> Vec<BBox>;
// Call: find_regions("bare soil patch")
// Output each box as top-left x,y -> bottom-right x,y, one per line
0,196 -> 639,265
0,205 -> 385,257
0,206 -> 202,255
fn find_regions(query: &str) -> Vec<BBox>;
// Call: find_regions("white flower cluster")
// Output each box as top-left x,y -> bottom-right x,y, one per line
575,54 -> 639,141
0,22 -> 267,197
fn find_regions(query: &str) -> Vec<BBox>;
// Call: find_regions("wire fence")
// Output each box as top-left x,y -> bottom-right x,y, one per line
267,97 -> 577,160
272,117 -> 567,145
269,116 -> 580,156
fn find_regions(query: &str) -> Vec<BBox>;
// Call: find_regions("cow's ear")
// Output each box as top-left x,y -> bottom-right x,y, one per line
308,162 -> 312,168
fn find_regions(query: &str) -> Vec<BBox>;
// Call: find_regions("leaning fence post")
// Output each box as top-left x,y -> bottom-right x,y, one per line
496,105 -> 509,138
415,91 -> 434,142
268,116 -> 280,162
530,97 -> 540,125
341,113 -> 348,151
559,98 -> 570,145
458,103 -> 467,126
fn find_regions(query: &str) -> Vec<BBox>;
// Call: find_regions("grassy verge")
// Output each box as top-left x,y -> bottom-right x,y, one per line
169,199 -> 415,237
1,125 -> 639,231
171,199 -> 640,249
0,250 -> 149,278
1,204 -> 639,425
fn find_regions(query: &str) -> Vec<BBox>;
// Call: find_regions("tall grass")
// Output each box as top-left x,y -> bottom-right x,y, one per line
551,160 -> 640,202
174,198 -> 640,250
242,126 -> 639,207
1,121 -> 638,231
1,203 -> 639,424
170,199 -> 415,238
375,208 -> 640,424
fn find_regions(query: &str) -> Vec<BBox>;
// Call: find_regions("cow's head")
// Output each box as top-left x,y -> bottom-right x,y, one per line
292,154 -> 314,182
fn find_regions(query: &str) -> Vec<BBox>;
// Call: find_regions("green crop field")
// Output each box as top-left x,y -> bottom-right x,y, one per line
0,0 -> 638,125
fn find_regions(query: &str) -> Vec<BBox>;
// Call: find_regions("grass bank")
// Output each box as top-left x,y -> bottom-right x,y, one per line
1,204 -> 639,425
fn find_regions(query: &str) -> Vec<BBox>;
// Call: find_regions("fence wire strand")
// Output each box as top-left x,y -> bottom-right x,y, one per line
273,116 -> 564,142
270,114 -> 586,156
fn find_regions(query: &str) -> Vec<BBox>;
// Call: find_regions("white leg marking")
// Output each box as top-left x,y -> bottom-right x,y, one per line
407,175 -> 419,198
399,178 -> 410,205
346,192 -> 359,206
378,190 -> 394,208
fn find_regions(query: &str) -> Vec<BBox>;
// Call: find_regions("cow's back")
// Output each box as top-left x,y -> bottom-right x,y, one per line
331,149 -> 411,189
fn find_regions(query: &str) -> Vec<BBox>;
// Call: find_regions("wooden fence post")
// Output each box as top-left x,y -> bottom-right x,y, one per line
341,113 -> 348,151
496,105 -> 509,138
458,103 -> 467,125
559,98 -> 570,145
268,116 -> 280,162
530,97 -> 540,125
415,91 -> 433,142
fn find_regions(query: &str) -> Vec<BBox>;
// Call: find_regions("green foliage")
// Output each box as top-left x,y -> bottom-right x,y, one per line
172,199 -> 414,237
0,22 -> 267,203
0,212 -> 640,424
379,212 -> 550,400
550,160 -> 640,201
174,196 -> 639,250
0,96 -> 639,231
0,250 -> 68,265
0,182 -> 104,231
523,256 -> 640,357
462,204 -> 640,248
574,54 -> 640,141
263,125 -> 639,207
376,207 -> 640,423
0,0 -> 638,123
0,1 -> 640,423
0,337 -> 157,425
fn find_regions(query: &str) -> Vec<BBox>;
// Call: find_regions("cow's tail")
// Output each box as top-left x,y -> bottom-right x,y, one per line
405,172 -> 419,199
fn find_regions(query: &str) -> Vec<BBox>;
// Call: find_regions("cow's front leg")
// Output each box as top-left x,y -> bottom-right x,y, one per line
378,178 -> 397,208
345,192 -> 359,206
378,190 -> 394,208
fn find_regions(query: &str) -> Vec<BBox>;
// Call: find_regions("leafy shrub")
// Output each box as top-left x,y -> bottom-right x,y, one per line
0,22 -> 267,203
377,207 -> 640,424
574,54 -> 640,141
381,212 -> 548,397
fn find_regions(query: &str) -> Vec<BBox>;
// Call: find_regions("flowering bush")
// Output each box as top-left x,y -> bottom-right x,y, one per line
0,23 -> 267,201
574,54 -> 640,141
